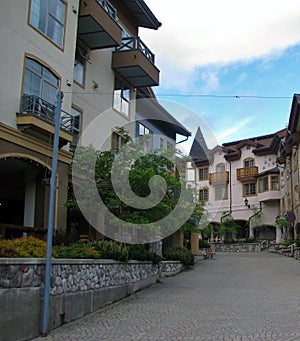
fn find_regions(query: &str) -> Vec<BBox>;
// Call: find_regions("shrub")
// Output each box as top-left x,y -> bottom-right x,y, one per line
54,243 -> 99,259
163,246 -> 194,266
0,236 -> 53,258
284,238 -> 294,247
92,241 -> 129,262
127,244 -> 161,264
199,239 -> 210,249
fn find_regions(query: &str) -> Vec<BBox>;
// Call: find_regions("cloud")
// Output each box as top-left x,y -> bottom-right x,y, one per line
216,117 -> 252,142
141,0 -> 300,69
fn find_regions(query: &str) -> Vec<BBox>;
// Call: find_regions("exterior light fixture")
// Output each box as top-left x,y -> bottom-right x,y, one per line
244,198 -> 250,209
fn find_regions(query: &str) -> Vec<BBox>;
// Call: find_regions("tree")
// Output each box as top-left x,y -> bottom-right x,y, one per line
219,212 -> 239,241
67,134 -> 197,243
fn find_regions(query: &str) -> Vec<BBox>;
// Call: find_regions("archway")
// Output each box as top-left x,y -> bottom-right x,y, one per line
0,155 -> 51,238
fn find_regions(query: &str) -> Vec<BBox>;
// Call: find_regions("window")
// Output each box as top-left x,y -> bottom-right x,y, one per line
199,167 -> 209,181
23,57 -> 59,104
113,80 -> 130,116
111,131 -> 126,153
243,182 -> 256,196
271,175 -> 279,190
199,188 -> 209,201
70,106 -> 82,145
258,177 -> 269,193
159,137 -> 164,149
215,186 -> 228,200
29,0 -> 66,48
244,158 -> 254,168
216,163 -> 225,172
138,123 -> 150,136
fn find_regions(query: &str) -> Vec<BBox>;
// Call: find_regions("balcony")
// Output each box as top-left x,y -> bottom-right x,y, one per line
78,0 -> 122,49
209,171 -> 229,185
237,166 -> 258,181
112,37 -> 160,88
16,95 -> 78,146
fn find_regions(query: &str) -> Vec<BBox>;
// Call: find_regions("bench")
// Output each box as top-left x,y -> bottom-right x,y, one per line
205,248 -> 216,259
199,248 -> 216,259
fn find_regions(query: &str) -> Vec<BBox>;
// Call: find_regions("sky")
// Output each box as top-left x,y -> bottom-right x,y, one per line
140,0 -> 300,148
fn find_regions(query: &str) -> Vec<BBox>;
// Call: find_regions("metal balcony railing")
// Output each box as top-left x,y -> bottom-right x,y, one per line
116,37 -> 155,64
19,95 -> 79,135
96,0 -> 117,20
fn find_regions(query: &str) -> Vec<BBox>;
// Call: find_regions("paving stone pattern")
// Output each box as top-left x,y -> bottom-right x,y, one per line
32,252 -> 300,341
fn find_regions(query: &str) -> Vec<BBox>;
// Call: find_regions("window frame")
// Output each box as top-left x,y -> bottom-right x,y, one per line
215,185 -> 228,200
244,158 -> 255,168
243,182 -> 257,197
199,188 -> 209,202
28,0 -> 67,49
111,131 -> 126,153
70,105 -> 83,146
23,56 -> 60,105
113,80 -> 130,117
258,176 -> 269,193
216,163 -> 225,173
198,167 -> 209,181
270,175 -> 280,190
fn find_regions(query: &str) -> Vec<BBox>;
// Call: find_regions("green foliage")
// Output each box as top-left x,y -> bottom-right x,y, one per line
284,238 -> 294,247
127,244 -> 161,264
163,246 -> 194,266
295,237 -> 300,247
199,239 -> 210,249
0,236 -> 54,258
53,228 -> 79,246
275,214 -> 289,228
219,212 -> 239,238
54,243 -> 99,259
244,237 -> 258,243
92,241 -> 129,262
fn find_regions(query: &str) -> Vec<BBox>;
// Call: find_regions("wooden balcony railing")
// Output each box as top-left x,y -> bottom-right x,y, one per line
237,166 -> 258,179
209,171 -> 229,184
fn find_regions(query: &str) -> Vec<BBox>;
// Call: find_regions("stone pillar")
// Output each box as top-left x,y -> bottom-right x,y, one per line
149,240 -> 162,256
249,226 -> 254,239
276,227 -> 283,243
171,230 -> 184,247
190,232 -> 199,255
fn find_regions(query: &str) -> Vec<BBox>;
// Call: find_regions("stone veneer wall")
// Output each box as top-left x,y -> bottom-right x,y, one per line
0,258 -> 180,341
213,243 -> 262,252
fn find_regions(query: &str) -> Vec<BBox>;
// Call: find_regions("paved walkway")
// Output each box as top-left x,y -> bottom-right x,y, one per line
33,252 -> 300,341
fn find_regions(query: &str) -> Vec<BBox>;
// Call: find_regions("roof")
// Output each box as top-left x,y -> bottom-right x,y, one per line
122,0 -> 162,30
136,88 -> 191,138
222,130 -> 283,159
189,127 -> 209,165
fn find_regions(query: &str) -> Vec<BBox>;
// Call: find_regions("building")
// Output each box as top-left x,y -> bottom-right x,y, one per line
0,0 -> 162,238
277,94 -> 300,241
187,127 -> 285,242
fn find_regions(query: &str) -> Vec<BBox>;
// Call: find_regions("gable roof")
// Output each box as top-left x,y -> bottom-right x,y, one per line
189,127 -> 209,166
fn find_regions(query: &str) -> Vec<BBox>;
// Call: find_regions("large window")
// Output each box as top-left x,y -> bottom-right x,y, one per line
23,57 -> 59,104
113,80 -> 130,116
215,186 -> 228,200
258,177 -> 269,193
199,167 -> 209,181
199,188 -> 209,202
29,0 -> 66,48
243,182 -> 256,196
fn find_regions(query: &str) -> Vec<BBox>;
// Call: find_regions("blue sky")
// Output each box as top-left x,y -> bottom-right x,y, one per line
140,0 -> 300,147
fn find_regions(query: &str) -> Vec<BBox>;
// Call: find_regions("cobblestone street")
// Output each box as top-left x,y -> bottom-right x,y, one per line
33,252 -> 300,341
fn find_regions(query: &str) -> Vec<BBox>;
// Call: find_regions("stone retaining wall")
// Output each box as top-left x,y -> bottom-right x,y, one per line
213,243 -> 261,252
0,258 -> 180,341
